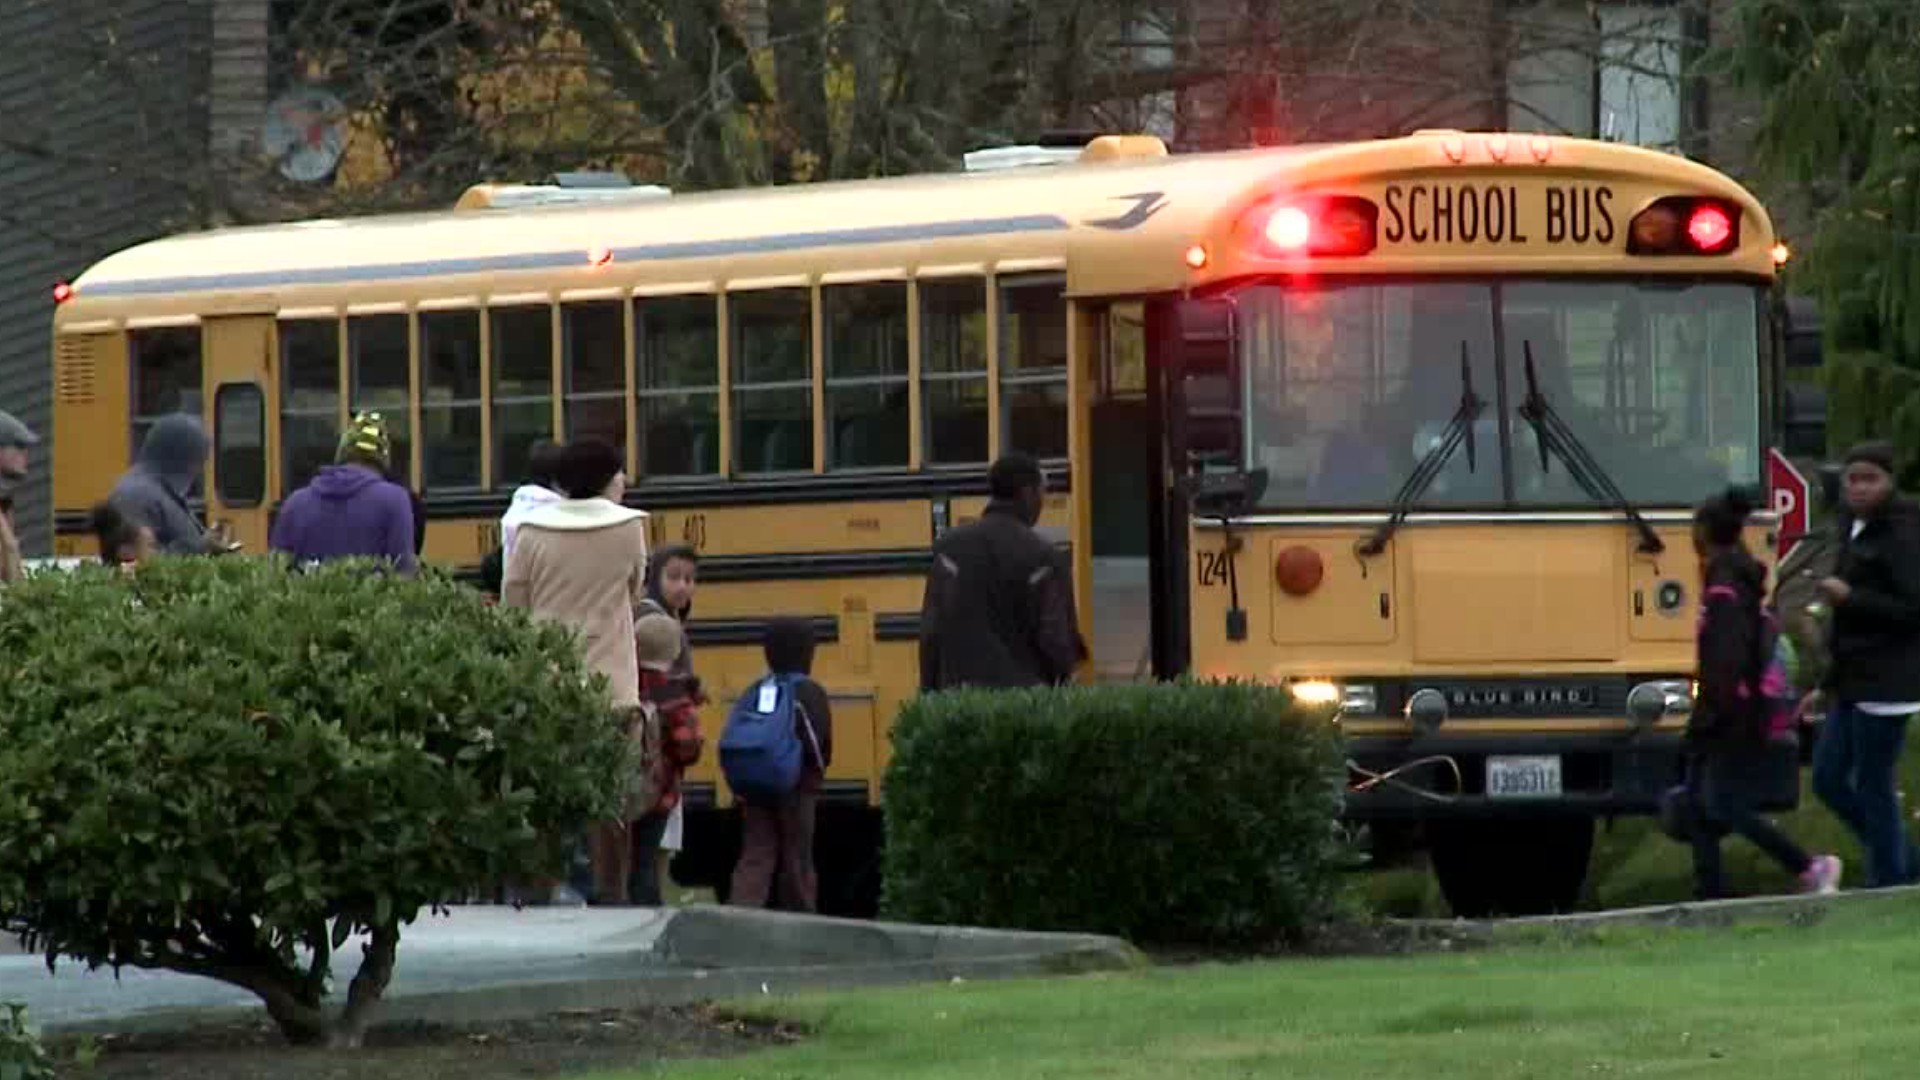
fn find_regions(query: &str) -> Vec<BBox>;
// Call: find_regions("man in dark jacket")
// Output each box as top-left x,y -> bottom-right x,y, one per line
109,413 -> 225,555
269,413 -> 418,575
1812,441 -> 1920,887
918,452 -> 1083,691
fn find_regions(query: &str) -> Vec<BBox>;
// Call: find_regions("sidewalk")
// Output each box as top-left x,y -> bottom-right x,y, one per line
0,905 -> 1141,1033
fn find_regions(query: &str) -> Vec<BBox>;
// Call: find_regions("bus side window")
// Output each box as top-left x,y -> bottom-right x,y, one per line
490,305 -> 554,490
347,314 -> 412,485
213,383 -> 266,507
130,325 -> 204,464
635,294 -> 720,479
824,282 -> 908,470
920,279 -> 989,466
999,276 -> 1068,461
420,309 -> 483,491
279,318 -> 340,494
730,289 -> 814,474
563,301 -> 627,453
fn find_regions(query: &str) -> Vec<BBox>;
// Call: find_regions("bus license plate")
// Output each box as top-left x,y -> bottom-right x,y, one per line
1487,756 -> 1562,799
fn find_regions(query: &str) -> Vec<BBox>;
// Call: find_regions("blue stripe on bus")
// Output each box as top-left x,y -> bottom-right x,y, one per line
78,213 -> 1074,297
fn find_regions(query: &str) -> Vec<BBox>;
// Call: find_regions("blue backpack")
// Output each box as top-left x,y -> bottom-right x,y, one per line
719,673 -> 818,801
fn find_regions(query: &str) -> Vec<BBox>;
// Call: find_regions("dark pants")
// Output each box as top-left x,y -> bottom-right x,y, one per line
583,813 -> 671,905
730,792 -> 817,913
1813,703 -> 1916,888
1684,747 -> 1812,899
627,811 -> 670,906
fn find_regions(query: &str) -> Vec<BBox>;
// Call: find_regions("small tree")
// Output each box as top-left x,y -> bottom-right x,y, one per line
0,558 -> 626,1048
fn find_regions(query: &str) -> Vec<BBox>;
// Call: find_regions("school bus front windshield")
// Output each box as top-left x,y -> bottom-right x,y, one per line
1238,279 -> 1764,510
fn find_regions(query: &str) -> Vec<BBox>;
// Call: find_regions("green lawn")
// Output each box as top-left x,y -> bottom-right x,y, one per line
587,894 -> 1920,1080
1362,731 -> 1920,917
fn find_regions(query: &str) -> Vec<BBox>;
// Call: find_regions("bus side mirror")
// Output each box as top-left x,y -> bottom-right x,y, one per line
1784,295 -> 1823,370
1818,463 -> 1842,512
1187,468 -> 1270,520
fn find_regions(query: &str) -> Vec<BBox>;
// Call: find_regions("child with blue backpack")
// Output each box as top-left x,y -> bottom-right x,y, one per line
722,617 -> 833,912
1679,487 -> 1842,899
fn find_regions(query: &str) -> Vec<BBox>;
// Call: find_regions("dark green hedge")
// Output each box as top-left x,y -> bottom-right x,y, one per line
882,681 -> 1347,945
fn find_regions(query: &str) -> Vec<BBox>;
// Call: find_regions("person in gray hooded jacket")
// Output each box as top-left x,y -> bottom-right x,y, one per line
110,413 -> 225,555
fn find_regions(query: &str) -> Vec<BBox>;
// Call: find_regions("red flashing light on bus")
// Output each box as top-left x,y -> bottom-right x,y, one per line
1686,204 -> 1734,252
52,282 -> 73,304
1627,197 -> 1741,256
1183,244 -> 1210,270
587,245 -> 614,267
1264,207 -> 1312,250
1245,196 -> 1379,259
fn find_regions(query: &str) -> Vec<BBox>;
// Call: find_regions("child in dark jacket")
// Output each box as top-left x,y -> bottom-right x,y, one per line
1684,487 -> 1842,899
729,617 -> 833,913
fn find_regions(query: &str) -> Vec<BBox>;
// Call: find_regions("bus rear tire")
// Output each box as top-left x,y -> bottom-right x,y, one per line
1429,817 -> 1593,918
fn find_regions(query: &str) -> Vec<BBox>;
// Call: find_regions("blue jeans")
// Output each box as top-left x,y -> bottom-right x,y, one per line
1812,703 -> 1916,887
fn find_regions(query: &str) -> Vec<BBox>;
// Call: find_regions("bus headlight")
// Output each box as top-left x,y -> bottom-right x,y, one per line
1291,681 -> 1341,706
1290,681 -> 1377,715
1627,680 -> 1692,728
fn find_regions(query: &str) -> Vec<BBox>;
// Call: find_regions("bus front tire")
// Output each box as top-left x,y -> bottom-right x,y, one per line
1428,816 -> 1594,918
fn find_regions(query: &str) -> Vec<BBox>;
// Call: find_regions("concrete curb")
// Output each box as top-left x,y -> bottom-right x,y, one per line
1395,883 -> 1920,942
655,904 -> 1143,969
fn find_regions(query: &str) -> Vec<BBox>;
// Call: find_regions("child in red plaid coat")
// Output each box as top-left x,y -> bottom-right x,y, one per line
631,613 -> 704,906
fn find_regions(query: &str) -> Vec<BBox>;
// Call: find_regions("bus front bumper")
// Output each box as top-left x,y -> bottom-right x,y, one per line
1340,730 -> 1801,819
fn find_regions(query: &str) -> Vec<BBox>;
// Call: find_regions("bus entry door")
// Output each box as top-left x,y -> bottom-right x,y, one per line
201,317 -> 276,555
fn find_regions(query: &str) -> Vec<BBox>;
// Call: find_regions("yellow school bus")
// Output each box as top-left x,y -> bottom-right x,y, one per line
49,130 -> 1790,915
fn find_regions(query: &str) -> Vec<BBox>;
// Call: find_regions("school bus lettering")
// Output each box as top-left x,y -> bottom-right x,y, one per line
1544,185 -> 1615,244
1381,183 -> 1615,246
680,513 -> 707,549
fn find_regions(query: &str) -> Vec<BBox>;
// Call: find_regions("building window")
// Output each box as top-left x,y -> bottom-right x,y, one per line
563,301 -> 627,455
489,305 -> 553,489
129,326 -> 203,461
419,310 -> 483,492
731,289 -> 814,474
999,276 -> 1069,460
278,319 -> 339,493
636,295 -> 720,478
919,279 -> 989,466
824,283 -> 909,470
347,314 -> 412,484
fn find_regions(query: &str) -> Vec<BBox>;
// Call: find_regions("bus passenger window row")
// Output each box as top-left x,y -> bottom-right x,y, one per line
264,275 -> 1068,496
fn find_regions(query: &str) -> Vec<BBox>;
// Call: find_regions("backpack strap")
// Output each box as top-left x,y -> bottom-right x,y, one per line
785,674 -> 825,770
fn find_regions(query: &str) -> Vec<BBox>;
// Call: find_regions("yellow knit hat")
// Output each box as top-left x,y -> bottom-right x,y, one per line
337,412 -> 392,470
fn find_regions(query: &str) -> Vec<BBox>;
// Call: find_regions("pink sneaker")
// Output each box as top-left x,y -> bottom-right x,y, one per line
1800,854 -> 1843,895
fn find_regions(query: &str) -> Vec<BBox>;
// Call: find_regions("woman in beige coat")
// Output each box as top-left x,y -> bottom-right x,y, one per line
502,438 -> 650,904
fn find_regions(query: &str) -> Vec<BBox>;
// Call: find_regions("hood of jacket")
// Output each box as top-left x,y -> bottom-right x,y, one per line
308,463 -> 388,501
136,414 -> 209,497
1703,547 -> 1767,598
520,497 -> 648,532
504,484 -> 562,524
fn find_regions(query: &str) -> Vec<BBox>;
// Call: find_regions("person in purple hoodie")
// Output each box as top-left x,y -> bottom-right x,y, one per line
270,412 -> 418,575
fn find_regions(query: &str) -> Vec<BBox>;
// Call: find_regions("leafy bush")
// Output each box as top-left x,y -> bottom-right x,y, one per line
882,681 -> 1347,945
0,1003 -> 53,1080
0,557 -> 625,1047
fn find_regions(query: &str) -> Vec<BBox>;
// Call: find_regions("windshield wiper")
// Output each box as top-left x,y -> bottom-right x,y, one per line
1358,342 -> 1484,557
1515,340 -> 1664,554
